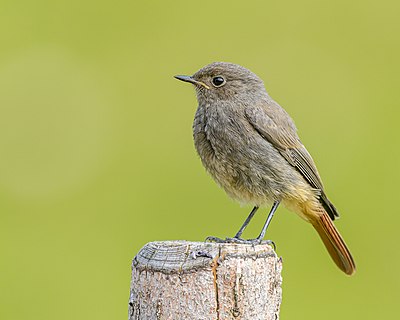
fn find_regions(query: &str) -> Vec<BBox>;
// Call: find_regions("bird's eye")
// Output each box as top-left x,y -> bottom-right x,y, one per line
212,76 -> 226,87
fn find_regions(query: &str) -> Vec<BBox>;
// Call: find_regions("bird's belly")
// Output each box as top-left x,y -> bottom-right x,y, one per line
194,130 -> 312,206
204,154 -> 287,205
193,104 -> 317,208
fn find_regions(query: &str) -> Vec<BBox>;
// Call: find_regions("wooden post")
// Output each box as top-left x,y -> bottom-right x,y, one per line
128,241 -> 283,320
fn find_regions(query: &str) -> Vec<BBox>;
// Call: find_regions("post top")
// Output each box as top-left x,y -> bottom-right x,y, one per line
133,240 -> 276,274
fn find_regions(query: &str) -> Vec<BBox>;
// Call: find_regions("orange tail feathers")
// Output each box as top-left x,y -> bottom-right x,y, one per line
311,212 -> 356,275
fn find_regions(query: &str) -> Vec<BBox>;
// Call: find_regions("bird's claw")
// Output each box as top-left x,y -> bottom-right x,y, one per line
262,239 -> 276,250
205,236 -> 276,250
205,236 -> 226,243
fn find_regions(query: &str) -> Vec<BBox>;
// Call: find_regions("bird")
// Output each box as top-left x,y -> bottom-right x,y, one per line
174,62 -> 355,275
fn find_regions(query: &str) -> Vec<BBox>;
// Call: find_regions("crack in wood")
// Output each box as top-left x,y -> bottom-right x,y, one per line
211,246 -> 221,320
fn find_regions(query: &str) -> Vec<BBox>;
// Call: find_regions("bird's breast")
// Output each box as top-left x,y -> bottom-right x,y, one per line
192,102 -> 301,205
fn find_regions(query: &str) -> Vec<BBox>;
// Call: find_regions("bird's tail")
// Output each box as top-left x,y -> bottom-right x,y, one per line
310,211 -> 356,275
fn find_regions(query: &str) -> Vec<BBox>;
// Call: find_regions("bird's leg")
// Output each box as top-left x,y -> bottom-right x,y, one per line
227,202 -> 279,245
206,204 -> 279,248
234,206 -> 259,239
256,201 -> 280,241
205,206 -> 259,243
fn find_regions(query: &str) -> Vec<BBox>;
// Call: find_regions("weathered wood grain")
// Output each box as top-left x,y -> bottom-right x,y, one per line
129,241 -> 282,320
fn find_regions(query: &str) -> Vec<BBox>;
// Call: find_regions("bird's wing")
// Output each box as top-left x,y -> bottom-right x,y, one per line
244,102 -> 340,219
245,102 -> 325,191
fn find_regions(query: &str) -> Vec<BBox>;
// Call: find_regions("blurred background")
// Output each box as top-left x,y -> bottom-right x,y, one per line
0,0 -> 398,319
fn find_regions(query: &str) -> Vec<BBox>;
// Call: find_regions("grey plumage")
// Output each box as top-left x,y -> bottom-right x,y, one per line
191,63 -> 324,216
175,62 -> 355,275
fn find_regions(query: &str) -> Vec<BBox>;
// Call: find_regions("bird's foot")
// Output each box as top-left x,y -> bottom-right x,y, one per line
205,236 -> 276,249
205,236 -> 226,243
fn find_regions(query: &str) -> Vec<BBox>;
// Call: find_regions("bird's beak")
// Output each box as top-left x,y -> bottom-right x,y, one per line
174,75 -> 210,89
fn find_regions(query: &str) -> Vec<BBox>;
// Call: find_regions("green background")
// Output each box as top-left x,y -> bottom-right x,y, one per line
0,0 -> 398,319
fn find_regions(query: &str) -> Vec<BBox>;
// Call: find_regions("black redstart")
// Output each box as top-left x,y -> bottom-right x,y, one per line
175,62 -> 355,275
